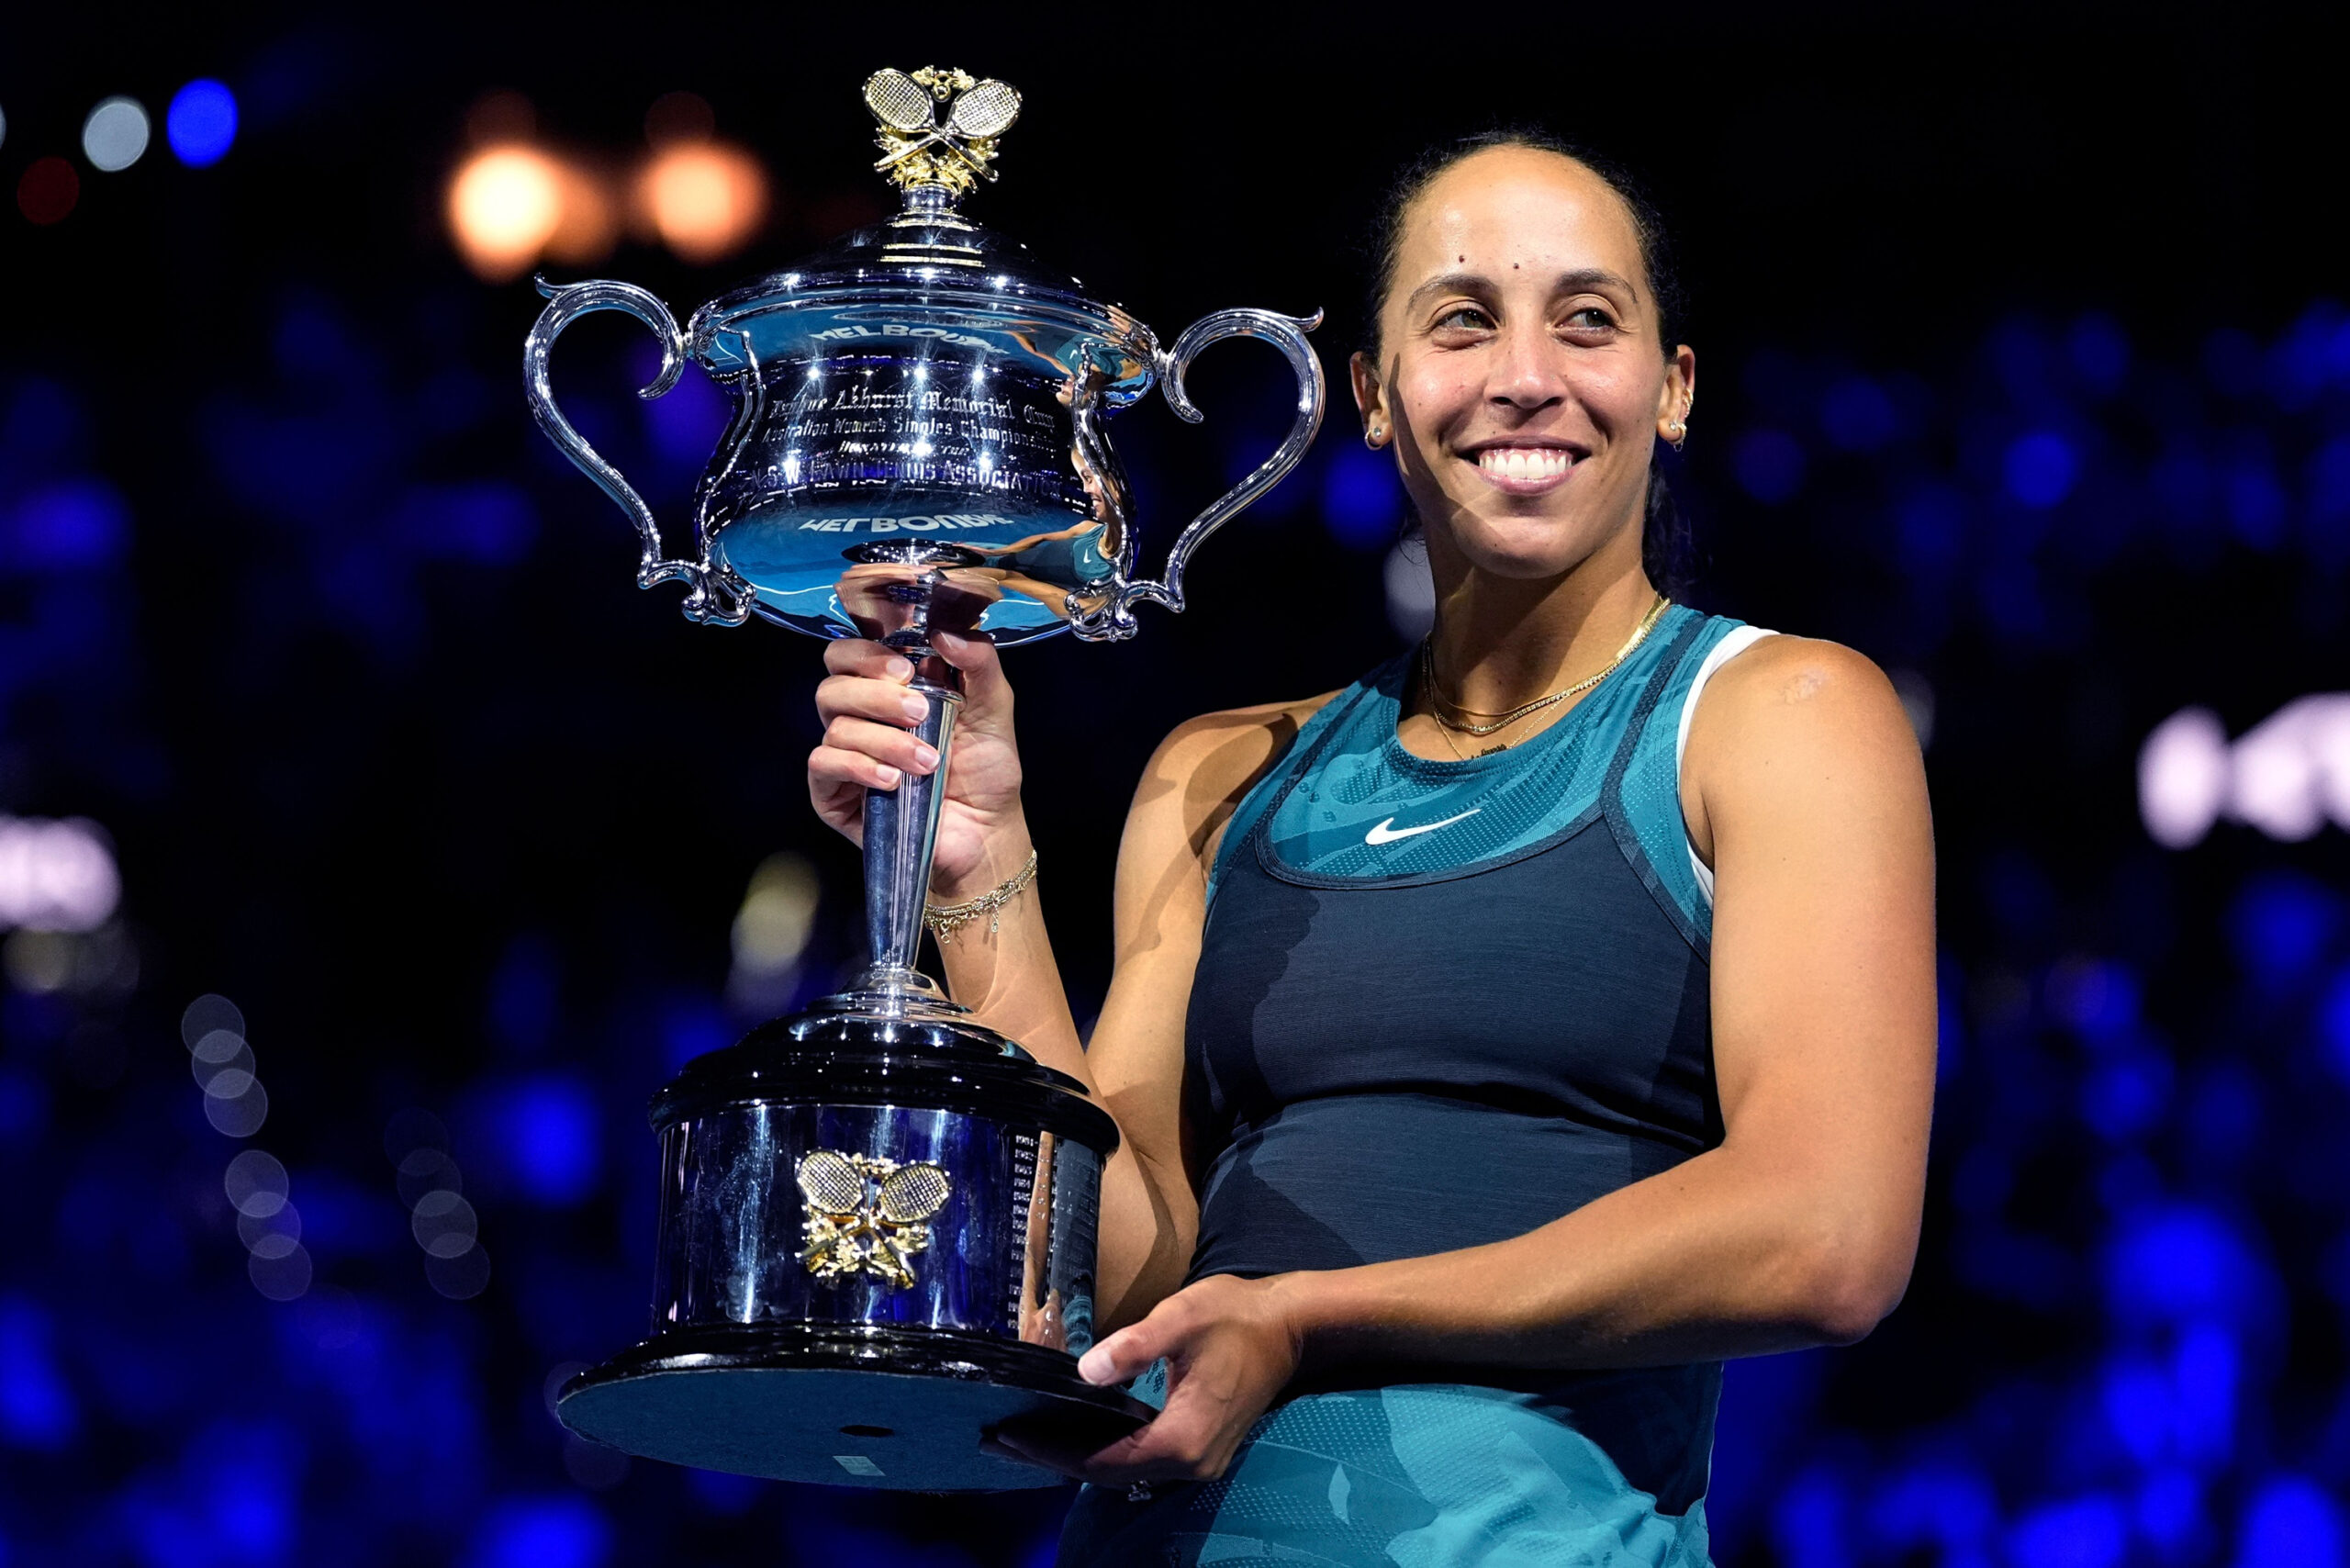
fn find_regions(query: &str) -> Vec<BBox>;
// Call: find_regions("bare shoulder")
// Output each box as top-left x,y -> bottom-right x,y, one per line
1130,692 -> 1342,861
1684,633 -> 1927,844
1695,634 -> 1912,752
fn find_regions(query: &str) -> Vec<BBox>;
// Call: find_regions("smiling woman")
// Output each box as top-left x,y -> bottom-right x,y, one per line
809,131 -> 1937,1566
1367,133 -> 1695,594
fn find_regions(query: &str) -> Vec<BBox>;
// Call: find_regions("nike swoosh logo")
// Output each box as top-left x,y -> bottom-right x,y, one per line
1364,809 -> 1481,846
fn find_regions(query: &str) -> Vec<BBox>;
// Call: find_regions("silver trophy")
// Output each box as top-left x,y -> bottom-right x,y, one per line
523,65 -> 1324,1490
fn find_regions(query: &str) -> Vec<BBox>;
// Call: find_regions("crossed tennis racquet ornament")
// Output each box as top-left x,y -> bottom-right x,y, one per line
864,66 -> 1022,195
796,1149 -> 955,1290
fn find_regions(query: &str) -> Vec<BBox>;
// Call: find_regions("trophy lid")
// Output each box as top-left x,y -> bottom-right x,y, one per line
687,66 -> 1155,396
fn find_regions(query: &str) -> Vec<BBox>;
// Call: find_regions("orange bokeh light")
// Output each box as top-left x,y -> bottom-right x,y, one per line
638,141 -> 768,264
545,160 -> 619,266
448,146 -> 565,281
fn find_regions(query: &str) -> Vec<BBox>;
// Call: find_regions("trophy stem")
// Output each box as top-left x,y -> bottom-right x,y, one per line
853,663 -> 963,1011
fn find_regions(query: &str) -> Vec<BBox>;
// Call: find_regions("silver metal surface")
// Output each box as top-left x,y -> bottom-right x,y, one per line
856,668 -> 961,1009
522,279 -> 752,627
652,1100 -> 1102,1350
1070,307 -> 1329,642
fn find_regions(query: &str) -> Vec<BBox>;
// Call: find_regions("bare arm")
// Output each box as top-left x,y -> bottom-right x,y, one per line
1080,700 -> 1326,1327
1055,637 -> 1937,1481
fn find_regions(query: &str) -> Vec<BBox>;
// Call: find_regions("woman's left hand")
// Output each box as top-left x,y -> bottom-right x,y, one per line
988,1273 -> 1311,1484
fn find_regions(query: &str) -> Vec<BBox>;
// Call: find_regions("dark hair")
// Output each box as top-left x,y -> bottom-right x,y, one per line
1360,129 -> 1693,595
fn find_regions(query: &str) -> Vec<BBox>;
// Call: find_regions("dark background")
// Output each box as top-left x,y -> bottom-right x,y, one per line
6,6 -> 2350,1564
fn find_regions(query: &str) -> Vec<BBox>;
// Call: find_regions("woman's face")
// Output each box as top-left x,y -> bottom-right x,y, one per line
1353,147 -> 1694,583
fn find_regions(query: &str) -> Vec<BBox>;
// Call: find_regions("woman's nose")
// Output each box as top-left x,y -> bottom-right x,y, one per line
1488,324 -> 1568,409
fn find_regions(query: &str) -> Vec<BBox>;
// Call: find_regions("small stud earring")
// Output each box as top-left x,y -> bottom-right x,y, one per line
1364,425 -> 1385,449
1667,420 -> 1688,454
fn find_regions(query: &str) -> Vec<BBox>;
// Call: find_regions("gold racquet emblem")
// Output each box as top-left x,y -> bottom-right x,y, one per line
795,1149 -> 954,1290
863,66 -> 1022,197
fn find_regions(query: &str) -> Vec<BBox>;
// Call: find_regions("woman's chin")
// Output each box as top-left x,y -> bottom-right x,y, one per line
1442,523 -> 1608,582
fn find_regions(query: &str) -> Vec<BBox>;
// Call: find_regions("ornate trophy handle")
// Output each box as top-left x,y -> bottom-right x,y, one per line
1069,308 -> 1326,642
523,277 -> 750,625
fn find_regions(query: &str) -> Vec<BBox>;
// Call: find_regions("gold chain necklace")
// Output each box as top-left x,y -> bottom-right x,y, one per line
1420,593 -> 1670,743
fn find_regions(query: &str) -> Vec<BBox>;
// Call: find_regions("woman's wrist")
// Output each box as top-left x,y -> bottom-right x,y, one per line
929,812 -> 1035,903
1262,1271 -> 1348,1374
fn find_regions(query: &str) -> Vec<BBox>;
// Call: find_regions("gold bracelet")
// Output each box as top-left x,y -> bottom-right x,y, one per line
923,850 -> 1038,944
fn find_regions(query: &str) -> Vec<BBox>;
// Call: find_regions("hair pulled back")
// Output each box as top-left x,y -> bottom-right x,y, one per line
1360,129 -> 1693,595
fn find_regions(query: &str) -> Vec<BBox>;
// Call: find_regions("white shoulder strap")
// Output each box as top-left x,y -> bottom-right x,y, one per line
1677,626 -> 1778,903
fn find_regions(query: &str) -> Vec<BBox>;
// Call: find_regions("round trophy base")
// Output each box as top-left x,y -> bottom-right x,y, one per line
556,1323 -> 1152,1491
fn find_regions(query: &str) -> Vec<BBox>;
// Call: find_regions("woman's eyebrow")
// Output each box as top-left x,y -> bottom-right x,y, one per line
1402,271 -> 1493,313
1553,267 -> 1639,301
1402,267 -> 1640,315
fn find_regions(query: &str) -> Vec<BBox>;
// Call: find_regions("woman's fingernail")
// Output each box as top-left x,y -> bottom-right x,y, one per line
901,693 -> 931,721
886,657 -> 912,679
913,745 -> 940,771
876,766 -> 901,788
1078,1349 -> 1111,1383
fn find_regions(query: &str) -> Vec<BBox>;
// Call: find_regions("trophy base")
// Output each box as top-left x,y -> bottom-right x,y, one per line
556,1323 -> 1152,1491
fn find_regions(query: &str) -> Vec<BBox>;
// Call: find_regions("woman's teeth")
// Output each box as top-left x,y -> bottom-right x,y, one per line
1478,448 -> 1574,482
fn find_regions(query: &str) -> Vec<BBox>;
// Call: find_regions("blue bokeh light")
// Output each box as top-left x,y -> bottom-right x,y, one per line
638,357 -> 729,475
2135,1468 -> 2206,1556
2223,454 -> 2288,549
464,1495 -> 613,1568
2103,1204 -> 2266,1330
0,1069 -> 49,1144
2047,958 -> 2143,1047
1320,443 -> 1404,550
1866,1460 -> 1997,1561
9,477 -> 131,572
166,79 -> 239,167
2100,1353 -> 2172,1464
2066,313 -> 2132,393
1895,484 -> 1964,577
0,1295 -> 80,1450
2172,1324 -> 2239,1461
1771,1464 -> 1853,1568
2226,871 -> 2339,990
388,481 -> 537,565
1820,375 -> 1897,452
2080,1051 -> 2172,1142
2009,1494 -> 2127,1568
2004,431 -> 2079,508
491,1075 -> 602,1207
2307,433 -> 2350,557
1731,428 -> 1806,504
2234,1476 -> 2344,1568
2318,967 -> 2350,1083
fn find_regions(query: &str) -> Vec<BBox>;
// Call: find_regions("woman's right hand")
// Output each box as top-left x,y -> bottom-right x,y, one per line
808,632 -> 1027,893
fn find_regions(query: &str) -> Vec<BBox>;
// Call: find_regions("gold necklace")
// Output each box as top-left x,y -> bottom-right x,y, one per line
1421,594 -> 1670,741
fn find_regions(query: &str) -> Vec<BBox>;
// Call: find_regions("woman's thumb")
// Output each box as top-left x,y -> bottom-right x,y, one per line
1077,1320 -> 1160,1387
932,632 -> 1008,708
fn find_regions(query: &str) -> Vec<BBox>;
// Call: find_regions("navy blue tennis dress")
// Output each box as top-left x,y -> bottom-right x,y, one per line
1058,606 -> 1773,1568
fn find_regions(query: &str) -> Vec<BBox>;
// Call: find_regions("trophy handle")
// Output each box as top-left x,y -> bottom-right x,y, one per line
1069,308 -> 1326,642
523,277 -> 751,626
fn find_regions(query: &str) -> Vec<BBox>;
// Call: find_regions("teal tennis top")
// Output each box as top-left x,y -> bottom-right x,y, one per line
1181,605 -> 1770,1518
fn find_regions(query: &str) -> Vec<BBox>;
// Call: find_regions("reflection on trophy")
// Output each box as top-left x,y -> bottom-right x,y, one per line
522,64 -> 1324,1490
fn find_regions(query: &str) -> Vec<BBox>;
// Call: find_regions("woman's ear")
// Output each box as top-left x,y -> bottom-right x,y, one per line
1350,351 -> 1391,448
1654,345 -> 1696,447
